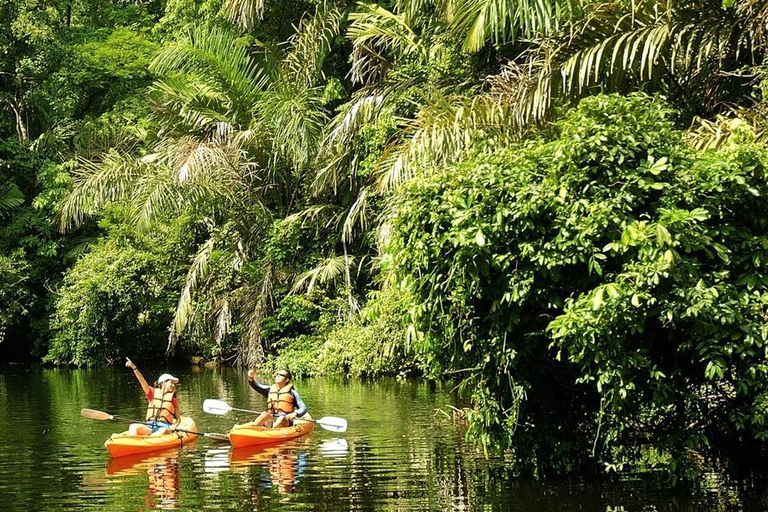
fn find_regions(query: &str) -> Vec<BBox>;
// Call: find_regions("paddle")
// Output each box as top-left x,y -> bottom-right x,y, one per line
202,399 -> 348,433
81,408 -> 230,442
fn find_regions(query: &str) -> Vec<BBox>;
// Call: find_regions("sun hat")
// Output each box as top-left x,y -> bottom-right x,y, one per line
157,373 -> 179,384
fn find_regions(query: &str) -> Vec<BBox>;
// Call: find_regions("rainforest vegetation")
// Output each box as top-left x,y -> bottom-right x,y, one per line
3,0 -> 768,476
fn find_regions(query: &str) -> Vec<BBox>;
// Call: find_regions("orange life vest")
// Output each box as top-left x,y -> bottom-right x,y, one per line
145,388 -> 178,424
267,383 -> 295,414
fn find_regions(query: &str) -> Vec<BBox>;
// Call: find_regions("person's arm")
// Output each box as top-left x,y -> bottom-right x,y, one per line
171,396 -> 180,427
125,357 -> 152,397
289,389 -> 307,418
247,369 -> 270,398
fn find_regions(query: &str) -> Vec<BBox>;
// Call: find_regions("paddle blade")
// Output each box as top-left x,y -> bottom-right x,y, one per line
203,399 -> 233,415
317,416 -> 347,433
81,408 -> 114,421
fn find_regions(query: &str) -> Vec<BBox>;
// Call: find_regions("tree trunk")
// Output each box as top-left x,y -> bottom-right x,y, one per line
10,101 -> 28,141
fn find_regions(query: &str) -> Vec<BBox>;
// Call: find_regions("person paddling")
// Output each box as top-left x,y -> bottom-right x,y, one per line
247,369 -> 308,428
125,357 -> 180,436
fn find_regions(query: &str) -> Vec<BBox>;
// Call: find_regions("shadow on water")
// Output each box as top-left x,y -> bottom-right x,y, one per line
2,363 -> 768,510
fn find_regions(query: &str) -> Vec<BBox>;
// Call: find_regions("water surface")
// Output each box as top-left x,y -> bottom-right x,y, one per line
0,364 -> 762,510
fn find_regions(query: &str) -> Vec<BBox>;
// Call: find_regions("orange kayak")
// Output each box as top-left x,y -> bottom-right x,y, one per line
104,416 -> 198,457
228,415 -> 314,448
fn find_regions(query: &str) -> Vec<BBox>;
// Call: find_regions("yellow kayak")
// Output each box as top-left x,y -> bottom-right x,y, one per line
228,415 -> 314,448
104,416 -> 198,457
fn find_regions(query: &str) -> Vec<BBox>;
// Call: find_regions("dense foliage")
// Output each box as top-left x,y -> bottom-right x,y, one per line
387,93 -> 768,472
2,0 -> 768,476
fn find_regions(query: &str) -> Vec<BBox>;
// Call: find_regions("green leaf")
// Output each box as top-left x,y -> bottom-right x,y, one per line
592,287 -> 604,310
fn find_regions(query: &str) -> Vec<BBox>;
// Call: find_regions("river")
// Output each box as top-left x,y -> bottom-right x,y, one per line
0,364 -> 761,510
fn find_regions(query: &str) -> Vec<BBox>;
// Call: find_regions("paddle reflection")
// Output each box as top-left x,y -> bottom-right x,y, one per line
105,449 -> 181,509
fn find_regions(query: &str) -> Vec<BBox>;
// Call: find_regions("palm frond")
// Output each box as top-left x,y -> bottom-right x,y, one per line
685,111 -> 768,150
291,254 -> 351,293
284,204 -> 341,229
738,0 -> 768,50
506,1 -> 752,128
395,0 -> 446,23
342,186 -> 370,243
73,123 -> 143,159
59,150 -> 151,232
63,235 -> 98,262
348,3 -> 424,84
284,2 -> 345,87
376,90 -> 517,191
237,264 -> 275,366
150,25 -> 267,124
448,0 -> 584,53
226,0 -> 267,31
211,296 -> 232,347
149,78 -> 231,135
0,182 -> 24,215
314,92 -> 386,195
168,237 -> 215,354
257,80 -> 328,171
131,166 -> 187,231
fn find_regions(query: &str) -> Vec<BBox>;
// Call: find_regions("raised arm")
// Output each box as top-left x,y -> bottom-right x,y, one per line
125,357 -> 152,397
247,369 -> 270,398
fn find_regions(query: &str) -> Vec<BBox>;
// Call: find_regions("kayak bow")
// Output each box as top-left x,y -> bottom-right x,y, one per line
104,416 -> 198,457
228,415 -> 314,448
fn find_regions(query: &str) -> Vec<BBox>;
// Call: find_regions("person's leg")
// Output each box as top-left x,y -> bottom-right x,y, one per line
150,427 -> 171,437
254,411 -> 271,426
129,423 -> 152,436
272,414 -> 290,428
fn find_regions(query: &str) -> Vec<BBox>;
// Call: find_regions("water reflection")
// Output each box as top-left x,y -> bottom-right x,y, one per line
106,449 -> 181,509
318,438 -> 349,457
2,365 -> 764,511
230,441 -> 309,495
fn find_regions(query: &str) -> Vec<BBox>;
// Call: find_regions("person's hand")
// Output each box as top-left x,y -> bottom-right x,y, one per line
125,357 -> 136,370
247,369 -> 255,382
286,413 -> 297,421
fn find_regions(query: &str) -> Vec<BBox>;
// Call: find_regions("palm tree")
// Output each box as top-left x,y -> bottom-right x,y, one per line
59,6 -> 344,365
500,0 -> 765,127
320,0 -> 768,207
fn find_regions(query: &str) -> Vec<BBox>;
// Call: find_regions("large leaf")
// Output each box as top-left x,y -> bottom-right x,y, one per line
0,182 -> 24,215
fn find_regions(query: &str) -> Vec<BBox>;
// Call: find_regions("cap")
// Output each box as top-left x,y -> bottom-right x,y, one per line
157,373 -> 179,384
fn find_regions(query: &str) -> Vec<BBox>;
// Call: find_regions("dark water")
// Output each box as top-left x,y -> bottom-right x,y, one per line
0,364 -> 764,511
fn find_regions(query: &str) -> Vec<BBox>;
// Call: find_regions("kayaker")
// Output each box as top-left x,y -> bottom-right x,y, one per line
125,357 -> 180,437
247,368 -> 308,428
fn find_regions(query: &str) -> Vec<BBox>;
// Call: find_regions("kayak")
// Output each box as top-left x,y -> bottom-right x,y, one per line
228,415 -> 314,448
104,416 -> 198,458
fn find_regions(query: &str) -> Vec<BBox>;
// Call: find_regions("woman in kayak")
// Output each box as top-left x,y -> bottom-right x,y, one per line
247,368 -> 308,428
125,357 -> 180,436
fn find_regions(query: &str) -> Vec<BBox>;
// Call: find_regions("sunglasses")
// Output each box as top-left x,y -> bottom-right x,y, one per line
277,372 -> 288,378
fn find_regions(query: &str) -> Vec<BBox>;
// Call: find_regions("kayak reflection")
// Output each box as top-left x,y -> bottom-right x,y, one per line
230,441 -> 309,496
105,448 -> 181,509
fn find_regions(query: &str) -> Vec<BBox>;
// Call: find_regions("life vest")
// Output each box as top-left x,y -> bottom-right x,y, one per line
267,383 -> 295,414
145,388 -> 178,424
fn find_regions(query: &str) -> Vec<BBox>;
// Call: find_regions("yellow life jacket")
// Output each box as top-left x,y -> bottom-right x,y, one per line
267,383 -> 295,414
145,388 -> 178,424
